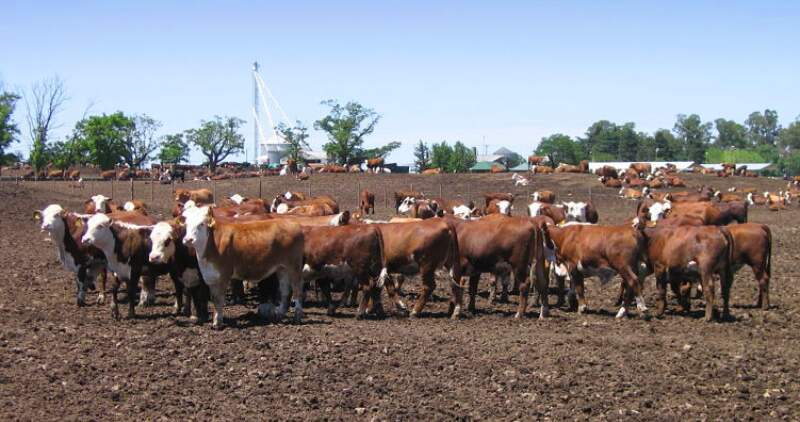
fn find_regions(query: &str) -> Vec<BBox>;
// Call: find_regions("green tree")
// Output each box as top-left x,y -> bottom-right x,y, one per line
277,121 -> 310,163
778,118 -> 800,151
185,116 -> 245,171
413,140 -> 430,171
119,114 -> 161,169
636,133 -> 656,161
49,135 -> 85,170
714,118 -> 748,149
779,151 -> 800,175
0,90 -> 21,170
653,129 -> 683,161
430,141 -> 453,170
448,141 -> 476,172
617,123 -> 640,161
745,109 -> 780,146
158,133 -> 190,164
673,114 -> 712,163
314,100 -> 380,165
73,112 -> 134,170
362,141 -> 401,161
535,133 -> 580,165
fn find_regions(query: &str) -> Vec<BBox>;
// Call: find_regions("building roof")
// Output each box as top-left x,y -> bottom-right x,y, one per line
470,161 -> 507,172
476,154 -> 504,163
509,163 -> 530,172
301,150 -> 328,161
493,147 -> 515,156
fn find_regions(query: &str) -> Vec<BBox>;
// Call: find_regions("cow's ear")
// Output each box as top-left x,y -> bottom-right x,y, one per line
32,210 -> 42,221
75,218 -> 84,228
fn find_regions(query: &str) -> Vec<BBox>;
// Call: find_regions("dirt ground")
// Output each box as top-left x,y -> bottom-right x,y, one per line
1,172 -> 799,420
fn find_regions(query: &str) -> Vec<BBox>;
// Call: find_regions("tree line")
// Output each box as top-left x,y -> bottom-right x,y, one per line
535,111 -> 800,175
0,77 -> 401,174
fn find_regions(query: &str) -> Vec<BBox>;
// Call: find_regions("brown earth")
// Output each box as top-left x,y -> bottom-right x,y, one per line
1,172 -> 799,420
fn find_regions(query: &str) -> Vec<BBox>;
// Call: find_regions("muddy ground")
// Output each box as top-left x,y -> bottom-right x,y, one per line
1,172 -> 799,420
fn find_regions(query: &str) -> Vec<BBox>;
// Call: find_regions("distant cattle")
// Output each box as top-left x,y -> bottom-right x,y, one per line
421,168 -> 442,175
527,155 -> 546,167
360,189 -> 375,215
366,157 -> 385,173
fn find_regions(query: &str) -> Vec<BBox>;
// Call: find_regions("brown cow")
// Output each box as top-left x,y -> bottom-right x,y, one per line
448,214 -> 549,318
542,223 -> 648,318
394,190 -> 425,212
595,166 -> 619,178
409,199 -> 440,219
629,162 -> 652,176
715,191 -> 743,202
728,223 -> 772,309
83,194 -> 123,214
366,157 -> 384,173
642,225 -> 734,321
100,170 -> 116,180
619,187 -> 646,200
531,190 -> 555,203
175,188 -> 214,204
301,225 -> 387,317
375,219 -> 463,318
271,194 -> 339,215
181,205 -> 306,328
421,168 -> 442,175
429,197 -> 477,218
360,189 -> 375,215
528,155 -> 546,167
67,169 -> 81,180
484,198 -> 512,216
527,201 -> 567,224
532,165 -> 554,174
483,192 -> 514,208
599,176 -> 623,188
490,165 -> 506,173
122,199 -> 148,215
555,163 -> 583,173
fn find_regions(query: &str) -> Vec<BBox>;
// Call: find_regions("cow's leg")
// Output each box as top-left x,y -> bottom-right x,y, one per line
488,274 -> 498,304
317,278 -> 336,316
138,275 -> 156,307
230,279 -> 245,305
411,271 -> 435,317
448,272 -> 465,320
467,274 -> 479,313
573,273 -> 586,314
621,267 -> 647,318
207,282 -> 226,329
171,276 -> 186,316
654,271 -> 668,318
109,276 -> 121,320
720,268 -> 733,321
754,267 -> 770,310
127,269 -> 141,319
533,257 -> 549,320
700,271 -> 715,322
356,277 -> 373,319
190,283 -> 210,323
514,269 -> 530,319
288,270 -> 305,323
554,272 -> 567,308
96,269 -> 107,305
75,266 -> 88,307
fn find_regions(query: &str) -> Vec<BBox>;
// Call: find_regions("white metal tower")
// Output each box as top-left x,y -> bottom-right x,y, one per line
251,62 -> 292,164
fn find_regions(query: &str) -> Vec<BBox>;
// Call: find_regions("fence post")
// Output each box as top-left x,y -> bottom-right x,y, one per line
383,186 -> 388,209
213,179 -> 217,201
258,176 -> 262,199
129,177 -> 134,201
111,179 -> 115,199
150,179 -> 154,203
439,183 -> 443,198
307,180 -> 311,198
356,181 -> 361,210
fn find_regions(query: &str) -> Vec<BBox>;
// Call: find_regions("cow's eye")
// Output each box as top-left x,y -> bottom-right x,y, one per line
164,238 -> 171,246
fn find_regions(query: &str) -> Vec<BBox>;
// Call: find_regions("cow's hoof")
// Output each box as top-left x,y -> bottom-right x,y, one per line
96,294 -> 105,305
514,312 -> 523,319
111,307 -> 120,321
409,310 -> 419,318
326,307 -> 336,317
615,307 -> 627,319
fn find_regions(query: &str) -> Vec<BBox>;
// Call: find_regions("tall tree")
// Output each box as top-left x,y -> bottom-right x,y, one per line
277,121 -> 310,163
185,116 -> 245,171
362,141 -> 401,161
314,100 -> 380,165
778,118 -> 800,152
49,135 -> 84,170
73,112 -> 134,170
448,141 -> 476,172
535,133 -> 580,165
119,114 -> 161,169
714,118 -> 748,149
653,129 -> 682,161
430,141 -> 452,170
25,76 -> 68,176
413,140 -> 431,171
158,133 -> 190,165
745,109 -> 780,146
0,89 -> 21,169
617,122 -> 640,161
673,114 -> 712,163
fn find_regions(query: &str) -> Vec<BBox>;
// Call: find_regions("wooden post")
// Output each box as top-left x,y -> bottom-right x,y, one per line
307,180 -> 311,198
258,177 -> 262,199
111,179 -> 115,199
129,177 -> 134,201
150,179 -> 154,203
383,186 -> 388,209
213,179 -> 217,201
439,183 -> 443,198
356,181 -> 361,210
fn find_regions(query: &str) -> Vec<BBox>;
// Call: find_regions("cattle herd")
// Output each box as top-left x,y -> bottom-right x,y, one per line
32,161 -> 787,332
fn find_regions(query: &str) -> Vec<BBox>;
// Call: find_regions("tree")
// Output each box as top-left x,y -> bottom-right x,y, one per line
653,129 -> 683,161
25,76 -> 68,176
362,141 -> 401,162
185,116 -> 245,171
0,89 -> 21,170
119,114 -> 161,169
448,141 -> 476,172
413,140 -> 430,171
673,114 -> 712,163
430,141 -> 452,170
159,133 -> 190,164
636,133 -> 656,161
714,118 -> 748,149
535,133 -> 581,165
49,135 -> 84,170
778,118 -> 800,152
314,100 -> 380,165
745,109 -> 780,146
617,123 -> 641,161
277,121 -> 310,163
73,112 -> 134,170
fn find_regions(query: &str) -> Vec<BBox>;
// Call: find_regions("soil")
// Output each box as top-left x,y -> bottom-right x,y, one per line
1,172 -> 799,420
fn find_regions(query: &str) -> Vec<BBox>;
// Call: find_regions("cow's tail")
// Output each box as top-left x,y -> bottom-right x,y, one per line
763,224 -> 772,281
719,226 -> 736,289
529,225 -> 548,302
374,226 -> 389,289
444,220 -> 462,285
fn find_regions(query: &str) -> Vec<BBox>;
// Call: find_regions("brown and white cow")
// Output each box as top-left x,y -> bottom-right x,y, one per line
360,189 -> 375,215
34,205 -> 108,306
727,223 -> 772,309
527,201 -> 567,224
532,165 -> 554,174
375,219 -> 463,318
599,176 -> 623,188
542,223 -> 648,318
394,190 -> 425,213
642,225 -> 734,321
271,194 -> 339,216
366,157 -> 385,173
181,205 -> 305,328
484,198 -> 512,216
595,166 -> 619,179
301,225 -> 387,317
528,155 -> 546,167
531,190 -> 555,204
562,201 -> 599,224
83,195 -> 123,214
175,188 -> 214,205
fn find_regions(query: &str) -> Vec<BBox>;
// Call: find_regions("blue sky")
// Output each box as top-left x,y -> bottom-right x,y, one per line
2,0 -> 799,164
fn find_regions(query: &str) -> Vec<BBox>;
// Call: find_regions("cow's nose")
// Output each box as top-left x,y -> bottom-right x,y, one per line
183,237 -> 193,246
148,254 -> 160,263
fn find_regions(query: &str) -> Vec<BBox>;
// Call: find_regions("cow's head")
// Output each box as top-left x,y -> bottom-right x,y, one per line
496,200 -> 511,215
452,204 -> 473,219
746,192 -> 755,205
528,201 -> 544,217
81,213 -> 113,249
149,222 -> 177,263
647,201 -> 671,222
229,193 -> 246,204
563,201 -> 587,222
270,195 -> 285,213
397,197 -> 416,214
329,211 -> 350,226
532,192 -> 541,201
35,204 -> 67,234
182,205 -> 214,249
90,194 -> 111,213
174,189 -> 190,203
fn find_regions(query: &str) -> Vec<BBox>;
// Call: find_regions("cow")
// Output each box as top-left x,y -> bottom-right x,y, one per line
366,157 -> 385,173
394,190 -> 424,213
271,195 -> 339,216
715,201 -> 748,224
181,205 -> 306,329
532,165 -> 554,174
301,225 -> 387,317
122,199 -> 148,215
360,189 -> 375,215
446,215 -> 549,318
483,192 -> 514,208
375,219 -> 463,318
715,191 -> 743,203
747,192 -> 767,206
67,169 -> 81,180
421,168 -> 442,175
727,223 -> 772,309
409,199 -> 441,219
484,198 -> 512,216
81,211 -> 184,320
647,178 -> 664,189
511,173 -> 529,186
629,162 -> 652,177
599,176 -> 622,188
490,165 -> 506,173
595,166 -> 619,179
555,163 -> 583,173
528,155 -> 546,167
285,159 -> 299,175
619,187 -> 646,200
175,188 -> 214,205
542,223 -> 648,318
34,205 -> 108,306
527,201 -> 567,224
429,197 -> 477,219
531,190 -> 555,204
562,201 -> 599,223
148,221 -> 210,322
664,176 -> 686,187
84,195 -> 123,214
642,225 -> 734,321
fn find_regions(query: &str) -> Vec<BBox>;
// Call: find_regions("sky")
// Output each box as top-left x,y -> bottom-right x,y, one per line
2,0 -> 799,165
